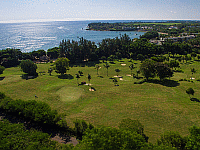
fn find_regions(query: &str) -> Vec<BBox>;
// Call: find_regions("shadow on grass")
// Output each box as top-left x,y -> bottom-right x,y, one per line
109,61 -> 116,64
0,77 -> 5,81
190,98 -> 200,102
98,76 -> 104,78
146,79 -> 180,87
58,74 -> 74,79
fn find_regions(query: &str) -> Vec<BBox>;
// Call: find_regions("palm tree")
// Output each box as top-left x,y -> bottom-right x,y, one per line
88,74 -> 91,86
75,74 -> 80,85
95,64 -> 101,75
191,68 -> 196,79
113,78 -> 118,86
48,68 -> 53,76
136,70 -> 140,78
129,64 -> 135,76
104,62 -> 110,76
78,70 -> 83,76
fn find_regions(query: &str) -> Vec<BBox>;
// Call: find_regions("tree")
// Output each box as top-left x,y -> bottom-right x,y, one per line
119,118 -> 148,141
186,88 -> 194,98
113,78 -> 118,86
157,131 -> 187,149
191,68 -> 196,79
88,74 -> 91,86
155,63 -> 173,81
75,74 -> 80,85
54,58 -> 69,75
19,59 -> 37,76
78,127 -> 147,149
115,69 -> 120,76
136,70 -> 140,78
48,68 -> 53,76
186,126 -> 200,150
78,70 -> 83,76
129,64 -> 135,76
191,52 -> 197,60
169,60 -> 180,70
104,62 -> 110,76
137,54 -> 145,62
0,65 -> 5,74
95,64 -> 100,75
140,59 -> 156,80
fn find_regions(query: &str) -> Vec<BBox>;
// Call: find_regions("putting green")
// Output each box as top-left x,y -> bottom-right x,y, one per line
56,86 -> 84,102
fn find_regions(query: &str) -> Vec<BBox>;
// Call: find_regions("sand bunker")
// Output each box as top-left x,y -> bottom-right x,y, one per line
113,76 -> 122,78
121,64 -> 126,66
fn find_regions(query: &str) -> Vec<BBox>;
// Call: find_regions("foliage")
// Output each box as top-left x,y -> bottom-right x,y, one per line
140,59 -> 156,80
157,131 -> 187,149
0,48 -> 21,68
77,127 -> 148,150
95,64 -> 100,75
169,60 -> 180,70
48,68 -> 53,75
88,74 -> 91,84
75,74 -> 80,85
119,118 -> 148,142
73,119 -> 94,140
155,62 -> 173,80
129,64 -> 135,75
140,31 -> 159,39
54,57 -> 69,75
0,92 -> 5,99
78,70 -> 83,76
19,59 -> 38,76
104,62 -> 110,76
186,126 -> 200,150
0,96 -> 60,126
0,65 -> 5,74
0,119 -> 58,150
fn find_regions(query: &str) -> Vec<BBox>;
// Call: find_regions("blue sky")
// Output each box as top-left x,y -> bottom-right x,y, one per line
0,0 -> 199,22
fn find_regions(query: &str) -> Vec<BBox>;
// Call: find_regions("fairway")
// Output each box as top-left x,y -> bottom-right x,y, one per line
0,58 -> 200,143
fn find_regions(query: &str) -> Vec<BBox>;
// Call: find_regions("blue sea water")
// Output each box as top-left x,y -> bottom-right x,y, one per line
0,20 -> 164,53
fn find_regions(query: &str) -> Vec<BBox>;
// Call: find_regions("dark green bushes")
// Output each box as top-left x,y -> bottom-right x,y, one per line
0,119 -> 58,150
0,98 -> 60,126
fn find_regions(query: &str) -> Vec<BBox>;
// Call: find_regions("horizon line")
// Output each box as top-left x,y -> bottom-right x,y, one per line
0,18 -> 200,24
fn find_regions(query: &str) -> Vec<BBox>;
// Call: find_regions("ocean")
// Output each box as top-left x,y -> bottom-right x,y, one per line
0,20 -> 163,53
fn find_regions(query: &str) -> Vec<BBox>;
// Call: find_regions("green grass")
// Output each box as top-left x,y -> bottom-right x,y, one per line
0,59 -> 200,143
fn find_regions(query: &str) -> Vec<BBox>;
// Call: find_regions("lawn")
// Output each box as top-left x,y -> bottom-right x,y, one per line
0,58 -> 200,143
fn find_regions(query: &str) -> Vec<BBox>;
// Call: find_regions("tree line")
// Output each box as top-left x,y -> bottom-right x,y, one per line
1,32 -> 199,69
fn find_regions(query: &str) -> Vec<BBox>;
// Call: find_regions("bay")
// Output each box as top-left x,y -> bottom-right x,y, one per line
0,20 -> 162,53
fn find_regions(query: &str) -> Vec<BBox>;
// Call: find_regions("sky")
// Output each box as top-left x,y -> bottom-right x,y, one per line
0,0 -> 199,23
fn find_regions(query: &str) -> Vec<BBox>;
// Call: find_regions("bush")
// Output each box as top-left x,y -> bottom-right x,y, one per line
0,65 -> 5,74
0,92 -> 5,99
19,59 -> 37,76
78,127 -> 148,149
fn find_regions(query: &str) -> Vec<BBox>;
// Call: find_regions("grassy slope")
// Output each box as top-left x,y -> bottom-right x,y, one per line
0,59 -> 200,143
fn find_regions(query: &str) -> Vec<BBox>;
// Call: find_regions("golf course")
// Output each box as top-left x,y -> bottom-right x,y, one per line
1,57 -> 200,143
